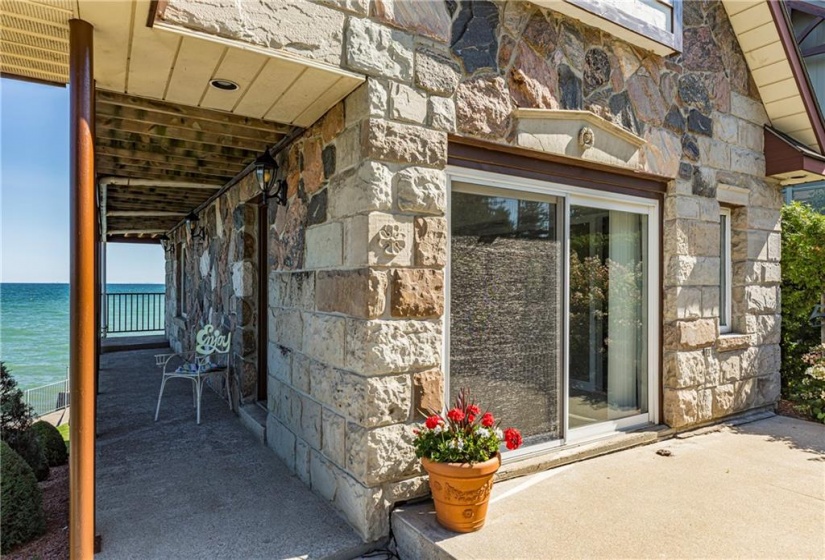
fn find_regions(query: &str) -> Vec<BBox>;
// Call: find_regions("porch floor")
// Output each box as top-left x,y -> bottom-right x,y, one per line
96,348 -> 369,559
394,415 -> 825,559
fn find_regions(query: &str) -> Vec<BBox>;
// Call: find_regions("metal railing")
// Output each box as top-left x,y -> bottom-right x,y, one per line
23,378 -> 70,417
106,292 -> 166,334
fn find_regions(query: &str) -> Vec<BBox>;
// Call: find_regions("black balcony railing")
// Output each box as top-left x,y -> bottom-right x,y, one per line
106,292 -> 165,334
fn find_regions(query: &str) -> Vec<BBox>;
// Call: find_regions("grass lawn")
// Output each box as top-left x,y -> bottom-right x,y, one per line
57,423 -> 69,451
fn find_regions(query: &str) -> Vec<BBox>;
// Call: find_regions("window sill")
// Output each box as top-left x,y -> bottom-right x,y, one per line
716,333 -> 754,353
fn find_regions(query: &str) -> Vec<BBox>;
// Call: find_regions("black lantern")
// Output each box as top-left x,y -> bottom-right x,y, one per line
255,149 -> 287,206
185,211 -> 205,241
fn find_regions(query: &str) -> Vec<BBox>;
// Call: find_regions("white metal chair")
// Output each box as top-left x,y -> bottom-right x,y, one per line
154,324 -> 233,425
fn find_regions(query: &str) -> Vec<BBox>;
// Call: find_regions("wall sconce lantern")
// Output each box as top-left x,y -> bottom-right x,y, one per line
185,211 -> 206,242
255,149 -> 287,206
159,234 -> 173,252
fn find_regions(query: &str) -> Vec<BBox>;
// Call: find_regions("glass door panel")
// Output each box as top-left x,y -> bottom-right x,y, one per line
450,188 -> 562,445
568,205 -> 649,430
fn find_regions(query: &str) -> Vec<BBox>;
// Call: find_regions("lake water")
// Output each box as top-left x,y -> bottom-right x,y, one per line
0,283 -> 164,390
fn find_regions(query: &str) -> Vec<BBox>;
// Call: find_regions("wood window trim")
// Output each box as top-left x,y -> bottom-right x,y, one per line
448,135 -> 669,201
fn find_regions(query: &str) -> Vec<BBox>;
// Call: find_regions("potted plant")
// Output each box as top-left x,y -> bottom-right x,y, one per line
413,390 -> 523,532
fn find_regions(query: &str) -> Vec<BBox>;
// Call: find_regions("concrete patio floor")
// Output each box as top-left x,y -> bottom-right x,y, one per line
394,415 -> 825,559
95,347 -> 370,560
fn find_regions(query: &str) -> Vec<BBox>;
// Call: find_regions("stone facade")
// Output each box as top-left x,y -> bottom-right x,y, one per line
162,0 -> 783,542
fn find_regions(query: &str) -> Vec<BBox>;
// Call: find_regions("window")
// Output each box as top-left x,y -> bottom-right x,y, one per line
178,245 -> 187,317
533,0 -> 683,56
719,208 -> 732,333
447,172 -> 659,450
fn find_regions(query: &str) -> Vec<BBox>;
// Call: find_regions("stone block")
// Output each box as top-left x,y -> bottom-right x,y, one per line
362,119 -> 447,167
428,96 -> 456,132
455,76 -> 513,140
663,388 -> 698,428
396,167 -> 446,216
754,344 -> 781,376
688,221 -> 721,257
389,82 -> 427,123
663,350 -> 705,388
745,314 -> 781,345
665,256 -> 720,287
303,137 -> 324,195
296,438 -> 311,485
767,232 -> 781,261
270,308 -> 304,351
413,369 -> 444,417
732,229 -> 769,261
744,286 -> 778,313
231,261 -> 254,297
345,213 -> 414,267
305,222 -> 343,269
716,334 -> 753,354
414,217 -> 447,267
346,423 -> 420,485
756,374 -> 781,406
739,121 -> 764,152
701,286 -> 720,319
712,383 -> 735,418
322,407 -> 346,467
662,219 -> 689,256
332,469 -> 389,542
664,287 -> 701,320
268,343 -> 292,384
745,207 -> 781,231
316,268 -> 388,319
374,0 -> 451,43
312,366 -> 411,428
302,313 -> 347,368
713,112 -> 738,143
731,92 -> 768,125
309,451 -> 338,502
292,352 -> 312,394
382,475 -> 430,503
390,269 -> 444,319
346,18 -> 413,81
269,270 -> 316,310
345,318 -> 442,375
334,125 -> 363,172
414,45 -> 460,95
730,146 -> 765,177
328,161 -> 393,219
733,378 -> 757,410
301,395 -> 323,450
665,318 -> 717,350
664,195 -> 701,220
266,415 -> 296,471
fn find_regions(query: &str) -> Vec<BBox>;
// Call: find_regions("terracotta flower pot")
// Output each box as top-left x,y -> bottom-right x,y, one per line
421,453 -> 501,533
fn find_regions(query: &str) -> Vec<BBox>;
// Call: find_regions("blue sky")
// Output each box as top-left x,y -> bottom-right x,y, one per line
0,78 -> 165,284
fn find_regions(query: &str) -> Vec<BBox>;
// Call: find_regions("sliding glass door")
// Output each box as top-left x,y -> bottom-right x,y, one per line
567,203 -> 649,435
450,184 -> 562,445
447,174 -> 658,450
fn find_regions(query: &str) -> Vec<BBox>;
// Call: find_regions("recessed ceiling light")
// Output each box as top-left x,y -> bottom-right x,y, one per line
209,78 -> 239,91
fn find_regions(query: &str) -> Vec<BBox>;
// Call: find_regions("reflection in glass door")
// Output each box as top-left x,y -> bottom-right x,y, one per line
450,186 -> 562,445
568,205 -> 649,430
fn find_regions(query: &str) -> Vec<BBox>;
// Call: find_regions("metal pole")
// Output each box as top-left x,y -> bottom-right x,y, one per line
69,18 -> 96,560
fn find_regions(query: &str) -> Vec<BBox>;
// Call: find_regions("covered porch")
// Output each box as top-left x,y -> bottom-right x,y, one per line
1,0 -> 365,556
95,346 -> 370,559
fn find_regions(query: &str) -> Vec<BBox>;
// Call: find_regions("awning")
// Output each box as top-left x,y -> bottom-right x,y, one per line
765,125 -> 825,184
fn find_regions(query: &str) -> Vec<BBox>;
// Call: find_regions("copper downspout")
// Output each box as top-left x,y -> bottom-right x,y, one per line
69,18 -> 96,560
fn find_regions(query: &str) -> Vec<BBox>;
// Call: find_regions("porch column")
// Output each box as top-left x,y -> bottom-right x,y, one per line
69,18 -> 96,560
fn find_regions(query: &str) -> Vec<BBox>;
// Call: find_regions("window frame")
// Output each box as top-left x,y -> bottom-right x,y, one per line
444,165 -> 661,459
719,208 -> 732,334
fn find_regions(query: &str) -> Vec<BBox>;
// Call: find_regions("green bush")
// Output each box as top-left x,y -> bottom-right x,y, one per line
0,440 -> 46,554
32,420 -> 68,466
7,429 -> 50,482
781,202 -> 825,423
1,362 -> 33,439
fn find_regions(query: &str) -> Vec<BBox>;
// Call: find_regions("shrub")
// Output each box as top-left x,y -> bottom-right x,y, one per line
7,429 -> 50,482
781,203 -> 825,418
32,420 -> 68,466
0,440 -> 46,554
1,362 -> 33,439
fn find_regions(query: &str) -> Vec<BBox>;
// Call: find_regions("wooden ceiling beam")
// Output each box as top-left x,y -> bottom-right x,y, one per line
98,159 -> 234,181
96,117 -> 272,151
96,102 -> 287,143
96,90 -> 291,133
98,152 -> 242,179
96,138 -> 252,164
96,166 -> 224,184
106,210 -> 187,217
96,129 -> 260,159
97,145 -> 246,172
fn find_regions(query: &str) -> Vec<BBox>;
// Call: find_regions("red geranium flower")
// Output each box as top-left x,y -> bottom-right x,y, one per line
425,415 -> 441,430
481,412 -> 495,427
467,414 -> 476,423
504,428 -> 523,450
447,408 -> 465,423
466,404 -> 480,416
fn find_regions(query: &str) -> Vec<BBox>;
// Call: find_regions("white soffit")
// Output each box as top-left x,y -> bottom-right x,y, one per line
0,0 -> 364,128
722,0 -> 819,152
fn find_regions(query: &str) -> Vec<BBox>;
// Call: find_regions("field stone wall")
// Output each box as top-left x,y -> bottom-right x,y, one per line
161,0 -> 783,541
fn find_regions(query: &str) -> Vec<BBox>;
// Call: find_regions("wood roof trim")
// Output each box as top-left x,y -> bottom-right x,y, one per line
769,0 -> 825,153
764,126 -> 825,176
